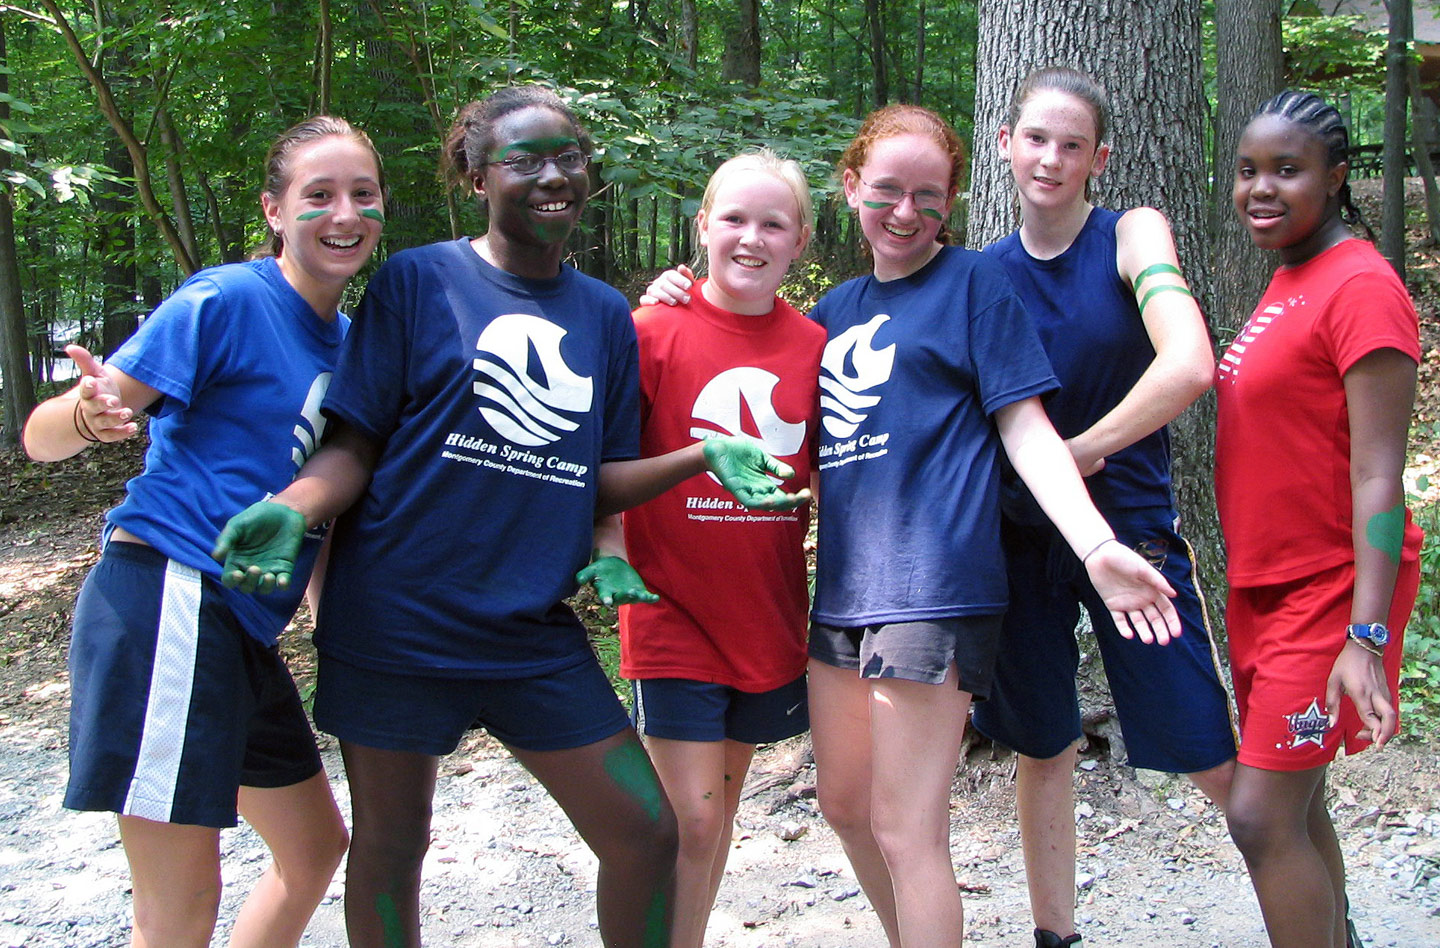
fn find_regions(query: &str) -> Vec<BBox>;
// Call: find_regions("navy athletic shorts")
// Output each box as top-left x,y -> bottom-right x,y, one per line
631,674 -> 809,744
66,541 -> 321,828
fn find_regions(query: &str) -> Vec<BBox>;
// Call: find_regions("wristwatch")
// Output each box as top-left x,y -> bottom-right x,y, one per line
1346,622 -> 1390,655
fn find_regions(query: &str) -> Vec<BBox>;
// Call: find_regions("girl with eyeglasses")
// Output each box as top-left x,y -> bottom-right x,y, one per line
212,85 -> 806,948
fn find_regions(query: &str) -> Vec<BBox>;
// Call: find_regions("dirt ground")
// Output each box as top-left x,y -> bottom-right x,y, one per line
5,185 -> 1440,946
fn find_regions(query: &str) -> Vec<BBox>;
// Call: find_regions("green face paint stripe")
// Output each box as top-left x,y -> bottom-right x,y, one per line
603,742 -> 664,822
494,136 -> 579,160
374,893 -> 405,948
361,208 -> 385,222
642,889 -> 670,948
1137,283 -> 1195,315
1130,262 -> 1184,294
295,209 -> 329,221
920,207 -> 945,221
862,200 -> 895,209
1366,502 -> 1405,564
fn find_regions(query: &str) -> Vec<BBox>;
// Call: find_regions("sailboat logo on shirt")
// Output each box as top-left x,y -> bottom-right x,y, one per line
472,313 -> 594,447
820,314 -> 895,439
290,372 -> 332,470
689,367 -> 806,456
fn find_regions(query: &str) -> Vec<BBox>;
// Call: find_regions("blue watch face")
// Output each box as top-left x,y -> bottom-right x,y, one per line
1354,623 -> 1390,646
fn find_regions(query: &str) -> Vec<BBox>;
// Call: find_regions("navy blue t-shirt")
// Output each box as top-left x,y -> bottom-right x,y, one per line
316,239 -> 640,677
986,208 -> 1173,516
810,246 -> 1058,625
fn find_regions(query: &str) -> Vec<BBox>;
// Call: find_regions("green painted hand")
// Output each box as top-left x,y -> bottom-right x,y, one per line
211,501 -> 307,594
701,436 -> 812,510
577,556 -> 659,606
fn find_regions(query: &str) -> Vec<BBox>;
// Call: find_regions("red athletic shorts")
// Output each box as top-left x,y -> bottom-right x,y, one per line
1227,558 -> 1418,771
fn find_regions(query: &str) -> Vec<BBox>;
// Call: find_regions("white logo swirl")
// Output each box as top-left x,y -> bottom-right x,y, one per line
820,314 -> 894,438
473,313 -> 594,447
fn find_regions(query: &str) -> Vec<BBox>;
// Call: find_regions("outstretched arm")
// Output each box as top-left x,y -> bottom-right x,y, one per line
576,514 -> 659,606
596,435 -> 811,518
22,345 -> 155,462
1325,347 -> 1416,748
996,396 -> 1179,643
1066,209 -> 1214,476
212,422 -> 381,593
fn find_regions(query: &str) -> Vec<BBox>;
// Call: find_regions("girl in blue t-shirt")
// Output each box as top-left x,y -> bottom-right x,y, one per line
212,85 -> 806,948
971,67 -> 1238,948
646,104 -> 1181,947
22,116 -> 386,947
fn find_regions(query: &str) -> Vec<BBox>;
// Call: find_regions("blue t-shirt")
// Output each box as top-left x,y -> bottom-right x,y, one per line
316,238 -> 640,677
986,208 -> 1173,517
810,246 -> 1058,625
107,257 -> 346,646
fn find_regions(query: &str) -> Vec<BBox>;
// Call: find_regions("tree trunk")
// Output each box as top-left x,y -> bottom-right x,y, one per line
157,109 -> 202,269
865,0 -> 888,107
680,0 -> 698,71
318,0 -> 332,114
970,0 -> 1228,607
0,19 -> 36,445
913,0 -> 926,104
721,0 -> 761,86
98,139 -> 138,358
1381,0 -> 1411,278
1407,57 -> 1440,246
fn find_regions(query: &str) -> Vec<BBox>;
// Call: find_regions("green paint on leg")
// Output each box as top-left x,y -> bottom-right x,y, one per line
361,208 -> 386,223
296,209 -> 330,221
642,888 -> 671,948
604,742 -> 663,822
861,200 -> 895,210
920,207 -> 944,221
375,893 -> 405,948
1366,502 -> 1406,564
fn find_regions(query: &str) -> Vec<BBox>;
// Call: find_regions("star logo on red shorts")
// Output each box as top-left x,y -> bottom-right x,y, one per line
1285,698 -> 1329,749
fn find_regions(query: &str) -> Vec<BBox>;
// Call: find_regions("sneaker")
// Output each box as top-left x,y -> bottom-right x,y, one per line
1035,929 -> 1083,948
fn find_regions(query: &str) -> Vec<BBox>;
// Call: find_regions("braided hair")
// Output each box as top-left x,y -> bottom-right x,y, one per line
1252,90 -> 1374,240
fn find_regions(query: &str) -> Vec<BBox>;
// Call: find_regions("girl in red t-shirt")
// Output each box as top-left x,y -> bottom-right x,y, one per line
1219,90 -> 1422,948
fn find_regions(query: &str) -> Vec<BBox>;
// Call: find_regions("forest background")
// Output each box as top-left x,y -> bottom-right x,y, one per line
2,0 -> 1440,728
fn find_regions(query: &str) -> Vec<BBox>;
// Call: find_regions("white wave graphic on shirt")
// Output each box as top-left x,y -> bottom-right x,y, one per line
290,372 -> 332,470
820,314 -> 895,439
690,367 -> 807,486
472,313 -> 594,447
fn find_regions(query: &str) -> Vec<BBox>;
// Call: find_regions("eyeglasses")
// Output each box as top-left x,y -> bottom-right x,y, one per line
859,177 -> 948,211
485,150 -> 590,176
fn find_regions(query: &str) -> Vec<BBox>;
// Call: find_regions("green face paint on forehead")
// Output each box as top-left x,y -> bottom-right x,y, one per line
295,209 -> 329,221
361,207 -> 385,223
494,136 -> 579,161
603,742 -> 664,822
1366,502 -> 1405,564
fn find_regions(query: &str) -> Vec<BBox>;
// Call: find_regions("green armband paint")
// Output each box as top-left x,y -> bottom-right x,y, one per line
1366,502 -> 1405,564
1138,283 -> 1194,315
295,209 -> 329,221
361,207 -> 385,223
1130,262 -> 1183,294
604,742 -> 664,822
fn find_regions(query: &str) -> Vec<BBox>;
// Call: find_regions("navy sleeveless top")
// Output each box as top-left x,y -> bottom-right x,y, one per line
985,207 -> 1174,517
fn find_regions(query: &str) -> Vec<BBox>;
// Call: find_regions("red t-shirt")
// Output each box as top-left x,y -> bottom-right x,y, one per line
619,283 -> 825,690
1215,239 -> 1422,587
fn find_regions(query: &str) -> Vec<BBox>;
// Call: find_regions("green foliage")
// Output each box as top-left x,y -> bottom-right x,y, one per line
1403,477 -> 1440,736
1282,15 -> 1386,93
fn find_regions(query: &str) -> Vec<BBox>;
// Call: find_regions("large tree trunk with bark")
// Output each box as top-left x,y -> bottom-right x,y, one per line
0,19 -> 36,445
969,0 -> 1239,612
721,0 -> 761,86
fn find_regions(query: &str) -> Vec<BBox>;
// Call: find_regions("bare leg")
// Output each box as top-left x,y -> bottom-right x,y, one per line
337,742 -> 439,948
646,737 -> 756,948
868,666 -> 972,946
807,659 -> 900,947
1186,757 -> 1236,811
510,728 -> 678,948
1016,742 -> 1081,938
118,816 -> 222,948
1227,763 -> 1342,948
229,771 -> 350,947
